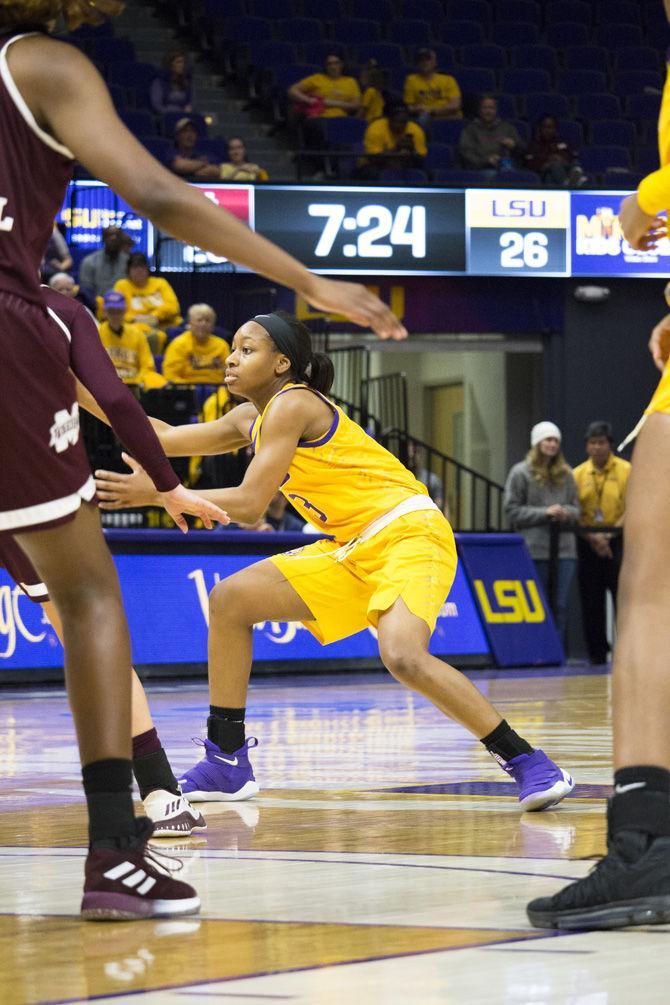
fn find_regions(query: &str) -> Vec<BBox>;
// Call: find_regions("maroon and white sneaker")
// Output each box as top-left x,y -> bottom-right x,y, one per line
143,790 -> 207,838
81,817 -> 201,921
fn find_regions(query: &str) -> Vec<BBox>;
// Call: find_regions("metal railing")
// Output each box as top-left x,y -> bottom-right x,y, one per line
381,429 -> 505,532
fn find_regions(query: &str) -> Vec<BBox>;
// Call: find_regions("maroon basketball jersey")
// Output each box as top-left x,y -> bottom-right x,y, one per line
0,32 -> 74,304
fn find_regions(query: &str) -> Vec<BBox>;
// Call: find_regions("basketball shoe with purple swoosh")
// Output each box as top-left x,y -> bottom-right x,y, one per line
502,749 -> 575,811
179,737 -> 259,802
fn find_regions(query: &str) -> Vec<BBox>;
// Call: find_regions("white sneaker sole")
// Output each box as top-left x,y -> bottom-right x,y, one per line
520,770 -> 575,812
183,780 -> 259,803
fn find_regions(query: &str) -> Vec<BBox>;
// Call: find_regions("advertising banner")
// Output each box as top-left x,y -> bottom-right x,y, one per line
457,534 -> 564,667
571,191 -> 670,277
0,549 -> 489,673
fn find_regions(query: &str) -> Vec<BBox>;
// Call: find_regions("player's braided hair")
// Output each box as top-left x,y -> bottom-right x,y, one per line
0,0 -> 123,30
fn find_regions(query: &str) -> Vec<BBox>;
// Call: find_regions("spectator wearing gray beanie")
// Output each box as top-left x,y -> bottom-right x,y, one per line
503,422 -> 580,640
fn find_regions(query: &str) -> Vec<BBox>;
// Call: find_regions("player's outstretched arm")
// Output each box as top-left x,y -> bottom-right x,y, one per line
12,37 -> 406,342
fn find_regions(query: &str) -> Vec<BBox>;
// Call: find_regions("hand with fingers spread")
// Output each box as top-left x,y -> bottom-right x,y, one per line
305,276 -> 408,341
96,452 -> 229,533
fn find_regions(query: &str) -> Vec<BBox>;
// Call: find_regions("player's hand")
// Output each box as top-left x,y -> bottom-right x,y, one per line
649,312 -> 670,372
304,276 -> 407,341
619,193 -> 665,251
95,453 -> 229,533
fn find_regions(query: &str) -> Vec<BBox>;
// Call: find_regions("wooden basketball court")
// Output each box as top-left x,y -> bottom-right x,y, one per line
1,667 -> 663,1004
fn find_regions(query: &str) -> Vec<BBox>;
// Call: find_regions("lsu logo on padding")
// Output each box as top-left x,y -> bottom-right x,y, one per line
473,579 -> 546,624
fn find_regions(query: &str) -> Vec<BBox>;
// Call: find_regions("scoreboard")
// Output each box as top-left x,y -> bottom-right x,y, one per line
59,181 -> 670,279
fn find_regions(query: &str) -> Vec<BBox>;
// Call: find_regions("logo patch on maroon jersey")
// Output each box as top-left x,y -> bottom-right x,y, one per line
49,403 -> 79,454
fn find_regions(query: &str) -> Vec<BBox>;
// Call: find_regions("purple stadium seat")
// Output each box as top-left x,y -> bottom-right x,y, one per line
355,43 -> 406,70
613,70 -> 665,97
625,92 -> 662,122
491,23 -> 540,47
574,93 -> 623,122
388,19 -> 432,46
432,168 -> 485,184
525,92 -> 569,121
595,24 -> 644,47
555,119 -> 584,149
637,146 -> 660,174
456,67 -> 497,94
510,119 -> 530,144
400,0 -> 444,25
545,1 -> 592,23
545,23 -> 589,49
429,120 -> 466,145
447,1 -> 491,23
590,119 -> 637,149
278,18 -> 324,43
120,110 -> 156,136
597,1 -> 641,25
248,0 -> 294,17
510,45 -> 557,74
425,144 -> 455,170
603,169 -> 642,188
496,169 -> 542,186
331,19 -> 382,44
321,118 -> 366,146
557,70 -> 608,95
493,1 -> 541,25
580,146 -> 632,174
379,168 -> 429,182
224,16 -> 272,43
461,44 -> 506,70
439,20 -> 486,46
564,46 -> 610,74
500,68 -> 552,94
252,41 -> 298,67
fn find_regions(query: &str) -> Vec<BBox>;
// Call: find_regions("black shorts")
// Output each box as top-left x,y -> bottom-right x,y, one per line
0,534 -> 48,602
0,291 -> 94,533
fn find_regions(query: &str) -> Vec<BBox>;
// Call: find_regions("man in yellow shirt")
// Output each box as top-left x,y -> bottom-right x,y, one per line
363,104 -> 427,178
113,252 -> 182,355
98,290 -> 162,386
288,53 -> 361,118
573,421 -> 631,665
163,304 -> 230,384
403,49 -> 461,129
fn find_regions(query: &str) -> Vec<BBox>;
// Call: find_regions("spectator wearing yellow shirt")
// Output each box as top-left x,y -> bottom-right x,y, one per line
114,252 -> 182,356
288,52 -> 361,119
362,104 -> 427,179
358,60 -> 386,124
573,421 -> 631,665
404,49 -> 461,131
98,290 -> 163,387
219,137 -> 269,183
163,304 -> 230,384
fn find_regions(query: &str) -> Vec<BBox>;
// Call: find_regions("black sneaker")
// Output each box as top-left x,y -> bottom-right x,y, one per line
527,831 -> 670,930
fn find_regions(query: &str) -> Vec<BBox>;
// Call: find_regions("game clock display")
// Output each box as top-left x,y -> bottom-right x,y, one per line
254,186 -> 466,275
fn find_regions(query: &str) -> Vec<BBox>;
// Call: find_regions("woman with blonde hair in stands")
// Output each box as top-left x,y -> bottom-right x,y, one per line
0,0 -> 404,922
503,421 -> 580,640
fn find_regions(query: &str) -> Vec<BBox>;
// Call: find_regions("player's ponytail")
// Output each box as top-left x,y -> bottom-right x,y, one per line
304,351 -> 334,395
252,310 -> 334,395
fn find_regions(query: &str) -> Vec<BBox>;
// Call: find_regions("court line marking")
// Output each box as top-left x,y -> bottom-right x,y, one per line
34,929 -> 576,1005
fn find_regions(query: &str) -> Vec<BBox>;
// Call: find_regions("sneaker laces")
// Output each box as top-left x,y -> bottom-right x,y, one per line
130,817 -> 184,876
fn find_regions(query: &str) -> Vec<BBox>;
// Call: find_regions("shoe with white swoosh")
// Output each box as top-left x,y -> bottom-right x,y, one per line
178,737 -> 259,802
81,817 -> 200,920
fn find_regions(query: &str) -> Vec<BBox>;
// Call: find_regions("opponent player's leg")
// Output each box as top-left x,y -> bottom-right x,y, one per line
376,597 -> 574,811
43,598 -> 205,837
528,412 -> 670,929
16,503 -> 198,918
179,558 -> 314,802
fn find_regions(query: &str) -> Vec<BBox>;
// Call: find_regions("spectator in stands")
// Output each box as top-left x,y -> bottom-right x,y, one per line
98,290 -> 163,387
47,271 -> 96,313
504,422 -> 579,640
169,117 -> 220,182
41,222 -> 72,281
288,51 -> 361,120
362,103 -> 427,179
404,49 -> 461,130
78,225 -> 131,299
150,51 -> 194,116
219,138 -> 269,182
573,421 -> 631,665
358,60 -> 387,124
525,115 -> 588,188
163,303 -> 230,384
114,252 -> 182,355
458,94 -> 524,179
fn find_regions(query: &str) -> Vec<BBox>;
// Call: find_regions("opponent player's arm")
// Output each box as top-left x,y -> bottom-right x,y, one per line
12,38 -> 405,342
96,395 -> 310,525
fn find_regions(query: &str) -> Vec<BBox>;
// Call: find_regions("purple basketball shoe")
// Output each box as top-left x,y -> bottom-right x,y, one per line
179,737 -> 259,802
503,749 -> 575,811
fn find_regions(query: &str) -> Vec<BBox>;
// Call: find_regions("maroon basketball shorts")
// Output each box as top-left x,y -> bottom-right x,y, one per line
0,534 -> 48,602
0,291 -> 94,534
